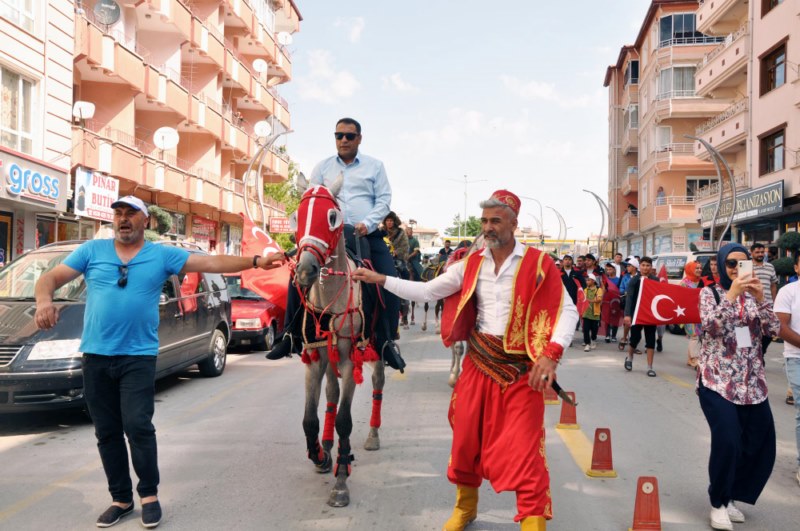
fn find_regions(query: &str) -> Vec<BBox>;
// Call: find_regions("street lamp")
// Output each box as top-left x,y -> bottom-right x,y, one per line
582,189 -> 611,258
449,175 -> 487,242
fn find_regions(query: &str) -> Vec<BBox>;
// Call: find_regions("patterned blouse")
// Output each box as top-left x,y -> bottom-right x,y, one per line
697,285 -> 780,405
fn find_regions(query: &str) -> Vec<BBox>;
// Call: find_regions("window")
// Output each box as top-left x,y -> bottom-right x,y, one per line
761,43 -> 786,95
760,129 -> 785,175
762,0 -> 784,17
658,67 -> 696,99
656,126 -> 672,151
686,178 -> 718,198
0,66 -> 34,154
624,60 -> 639,86
624,104 -> 639,130
0,0 -> 34,32
658,13 -> 722,47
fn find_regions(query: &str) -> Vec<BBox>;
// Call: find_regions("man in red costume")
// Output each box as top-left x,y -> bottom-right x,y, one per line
353,190 -> 579,530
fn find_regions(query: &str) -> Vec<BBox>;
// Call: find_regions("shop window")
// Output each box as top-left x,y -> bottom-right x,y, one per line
759,128 -> 785,175
1,66 -> 34,154
35,217 -> 79,248
760,43 -> 786,95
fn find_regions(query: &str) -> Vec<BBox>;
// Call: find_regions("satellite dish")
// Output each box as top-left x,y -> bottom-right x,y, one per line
72,101 -> 96,120
254,120 -> 272,138
277,32 -> 293,46
93,0 -> 121,26
153,127 -> 180,150
252,59 -> 268,74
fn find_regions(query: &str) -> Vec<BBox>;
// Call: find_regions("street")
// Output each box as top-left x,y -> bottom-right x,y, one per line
1,326 -> 799,530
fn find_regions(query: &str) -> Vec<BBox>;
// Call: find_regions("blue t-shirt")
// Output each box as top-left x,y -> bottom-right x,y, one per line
64,240 -> 189,355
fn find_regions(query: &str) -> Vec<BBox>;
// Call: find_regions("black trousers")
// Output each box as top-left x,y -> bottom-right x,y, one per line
698,383 -> 775,508
629,324 -> 656,350
582,318 -> 599,344
83,354 -> 159,503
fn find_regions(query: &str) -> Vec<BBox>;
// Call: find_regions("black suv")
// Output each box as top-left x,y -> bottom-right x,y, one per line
0,240 -> 232,412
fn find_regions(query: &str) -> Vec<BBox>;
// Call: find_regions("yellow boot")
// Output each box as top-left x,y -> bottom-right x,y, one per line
520,516 -> 546,530
442,485 -> 479,531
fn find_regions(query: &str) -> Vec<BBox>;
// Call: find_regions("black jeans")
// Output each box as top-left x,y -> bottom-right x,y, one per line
582,319 -> 599,344
83,354 -> 159,503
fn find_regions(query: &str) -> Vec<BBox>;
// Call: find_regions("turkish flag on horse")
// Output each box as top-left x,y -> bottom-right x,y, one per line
239,214 -> 291,312
632,278 -> 701,326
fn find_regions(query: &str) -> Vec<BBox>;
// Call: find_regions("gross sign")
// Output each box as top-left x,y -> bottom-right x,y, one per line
269,216 -> 292,233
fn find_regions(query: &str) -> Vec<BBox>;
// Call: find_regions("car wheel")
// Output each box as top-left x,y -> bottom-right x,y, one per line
199,329 -> 227,377
261,323 -> 276,351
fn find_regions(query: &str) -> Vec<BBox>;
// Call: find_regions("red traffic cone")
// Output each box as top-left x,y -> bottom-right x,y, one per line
586,428 -> 617,478
555,392 -> 579,429
629,476 -> 661,530
544,385 -> 559,405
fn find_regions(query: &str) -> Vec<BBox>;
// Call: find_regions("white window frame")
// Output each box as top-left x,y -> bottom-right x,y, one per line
0,66 -> 36,155
686,176 -> 718,199
656,126 -> 672,151
657,66 -> 697,99
0,0 -> 34,33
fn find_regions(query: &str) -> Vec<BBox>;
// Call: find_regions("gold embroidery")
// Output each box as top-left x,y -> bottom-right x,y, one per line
529,310 -> 552,358
508,295 -> 526,346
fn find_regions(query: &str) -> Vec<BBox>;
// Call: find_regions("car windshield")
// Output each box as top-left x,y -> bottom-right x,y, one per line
224,276 -> 262,300
0,248 -> 86,300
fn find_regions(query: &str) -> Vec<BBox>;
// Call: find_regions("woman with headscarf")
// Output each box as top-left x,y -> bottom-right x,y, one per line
384,211 -> 410,328
697,243 -> 780,531
681,261 -> 703,368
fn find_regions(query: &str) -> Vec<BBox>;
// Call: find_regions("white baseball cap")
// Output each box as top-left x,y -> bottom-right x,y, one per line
626,257 -> 640,269
586,273 -> 597,283
111,196 -> 150,217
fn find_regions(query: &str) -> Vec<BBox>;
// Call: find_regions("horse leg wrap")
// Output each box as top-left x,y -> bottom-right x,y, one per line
334,439 -> 354,477
322,402 -> 337,450
306,437 -> 325,465
370,391 -> 383,429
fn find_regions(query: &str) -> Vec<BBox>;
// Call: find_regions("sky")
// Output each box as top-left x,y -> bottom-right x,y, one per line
279,1 -> 651,241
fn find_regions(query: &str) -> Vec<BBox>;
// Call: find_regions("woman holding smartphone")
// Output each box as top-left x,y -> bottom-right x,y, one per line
697,243 -> 780,530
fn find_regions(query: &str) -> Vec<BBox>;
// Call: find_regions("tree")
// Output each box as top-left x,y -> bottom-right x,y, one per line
144,205 -> 172,242
262,160 -> 301,250
778,231 -> 800,260
444,214 -> 482,238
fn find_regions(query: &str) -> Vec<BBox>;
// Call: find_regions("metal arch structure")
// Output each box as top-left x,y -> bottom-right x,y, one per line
242,130 -> 293,231
582,189 -> 612,258
684,134 -> 736,252
519,195 -> 545,246
547,206 -> 567,251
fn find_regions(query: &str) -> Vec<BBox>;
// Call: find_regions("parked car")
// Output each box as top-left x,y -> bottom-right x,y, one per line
224,273 -> 284,351
0,241 -> 232,413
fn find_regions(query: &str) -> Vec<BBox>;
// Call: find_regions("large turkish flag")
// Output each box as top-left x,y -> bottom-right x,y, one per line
239,214 -> 290,312
632,278 -> 701,326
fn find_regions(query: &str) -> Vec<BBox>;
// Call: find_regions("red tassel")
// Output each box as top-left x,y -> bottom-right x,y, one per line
361,342 -> 380,363
323,402 -> 337,444
351,347 -> 364,385
370,390 -> 383,428
311,350 -> 320,362
301,351 -> 311,364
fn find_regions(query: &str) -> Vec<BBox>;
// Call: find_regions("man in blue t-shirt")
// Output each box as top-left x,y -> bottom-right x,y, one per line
34,196 -> 285,529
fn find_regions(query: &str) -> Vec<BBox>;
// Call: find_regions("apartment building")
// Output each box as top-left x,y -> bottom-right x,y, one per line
606,0 -> 728,258
693,0 -> 799,245
0,1 -> 74,263
69,0 -> 301,254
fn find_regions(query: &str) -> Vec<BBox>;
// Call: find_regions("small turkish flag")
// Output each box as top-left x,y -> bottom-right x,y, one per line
632,278 -> 701,325
657,264 -> 669,282
239,214 -> 290,312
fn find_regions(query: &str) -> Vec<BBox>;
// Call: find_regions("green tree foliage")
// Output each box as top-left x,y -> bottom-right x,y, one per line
144,205 -> 172,242
778,232 -> 800,255
444,215 -> 482,238
262,160 -> 301,250
772,257 -> 795,277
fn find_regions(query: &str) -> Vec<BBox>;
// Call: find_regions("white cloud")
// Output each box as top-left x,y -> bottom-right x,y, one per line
381,73 -> 419,93
500,75 -> 596,109
296,50 -> 360,104
334,17 -> 366,43
399,108 -> 484,150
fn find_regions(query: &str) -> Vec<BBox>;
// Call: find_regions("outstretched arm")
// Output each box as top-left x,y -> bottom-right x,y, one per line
181,253 -> 285,274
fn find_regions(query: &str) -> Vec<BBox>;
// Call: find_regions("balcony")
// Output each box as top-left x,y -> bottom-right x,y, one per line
696,23 -> 748,97
653,92 -> 731,122
140,0 -> 193,42
622,125 -> 638,155
620,211 -> 638,236
275,0 -> 301,33
695,171 -> 750,202
697,0 -> 748,36
621,169 -> 638,196
75,13 -> 148,93
639,196 -> 698,230
189,16 -> 226,69
693,99 -> 748,159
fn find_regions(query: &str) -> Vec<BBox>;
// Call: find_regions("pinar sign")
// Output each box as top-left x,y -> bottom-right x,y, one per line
74,166 -> 119,221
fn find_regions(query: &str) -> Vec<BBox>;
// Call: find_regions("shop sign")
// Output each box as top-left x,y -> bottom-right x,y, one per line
700,182 -> 783,228
74,166 -> 119,221
0,148 -> 68,211
269,216 -> 292,233
192,216 -> 217,241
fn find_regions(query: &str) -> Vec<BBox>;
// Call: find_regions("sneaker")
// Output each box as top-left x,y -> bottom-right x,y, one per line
604,336 -> 611,343
656,337 -> 663,352
581,343 -> 587,347
624,357 -> 632,371
141,500 -> 162,529
96,503 -> 133,528
611,337 -> 618,343
591,341 -> 597,350
726,502 -> 744,523
710,505 -> 733,530
584,345 -> 590,352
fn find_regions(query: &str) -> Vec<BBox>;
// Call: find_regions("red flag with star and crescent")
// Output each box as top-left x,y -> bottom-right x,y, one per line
632,277 -> 701,326
238,214 -> 291,312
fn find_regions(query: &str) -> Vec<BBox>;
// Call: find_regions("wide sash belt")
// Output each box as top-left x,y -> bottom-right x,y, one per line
467,329 -> 531,390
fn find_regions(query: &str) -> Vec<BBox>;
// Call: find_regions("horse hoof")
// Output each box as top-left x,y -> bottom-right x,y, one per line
421,323 -> 427,331
328,488 -> 350,507
322,440 -> 333,452
315,450 -> 332,474
364,436 -> 380,451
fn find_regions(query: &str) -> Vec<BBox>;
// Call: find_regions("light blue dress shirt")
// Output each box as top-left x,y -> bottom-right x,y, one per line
309,151 -> 392,234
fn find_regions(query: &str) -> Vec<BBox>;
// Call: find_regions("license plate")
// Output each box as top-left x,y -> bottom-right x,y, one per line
241,339 -> 251,345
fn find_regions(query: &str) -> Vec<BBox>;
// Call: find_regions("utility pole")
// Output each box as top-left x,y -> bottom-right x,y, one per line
449,175 -> 487,241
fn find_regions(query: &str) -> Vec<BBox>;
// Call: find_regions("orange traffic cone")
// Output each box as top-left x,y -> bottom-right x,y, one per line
629,476 -> 661,530
555,392 -> 579,429
544,385 -> 559,405
586,428 -> 617,478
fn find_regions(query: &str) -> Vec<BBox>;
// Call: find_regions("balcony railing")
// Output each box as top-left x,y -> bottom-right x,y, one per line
702,22 -> 749,66
696,99 -> 748,135
695,172 -> 750,200
657,35 -> 725,49
655,90 -> 697,100
80,8 -> 150,59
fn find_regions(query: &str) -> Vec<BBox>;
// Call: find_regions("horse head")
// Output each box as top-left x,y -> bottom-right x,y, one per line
290,173 -> 345,289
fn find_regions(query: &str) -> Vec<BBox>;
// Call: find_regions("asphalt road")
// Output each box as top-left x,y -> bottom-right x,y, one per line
1,326 -> 799,530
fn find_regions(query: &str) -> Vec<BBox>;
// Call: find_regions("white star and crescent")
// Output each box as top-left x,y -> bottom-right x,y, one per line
650,294 -> 684,321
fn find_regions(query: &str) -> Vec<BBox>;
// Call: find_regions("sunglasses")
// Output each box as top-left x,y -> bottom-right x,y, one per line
724,259 -> 739,269
118,265 -> 128,288
334,132 -> 359,141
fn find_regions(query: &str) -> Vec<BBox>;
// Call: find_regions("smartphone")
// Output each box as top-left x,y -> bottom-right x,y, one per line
738,260 -> 753,278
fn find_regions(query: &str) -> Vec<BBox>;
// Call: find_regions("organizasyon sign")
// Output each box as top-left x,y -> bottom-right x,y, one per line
700,181 -> 783,228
